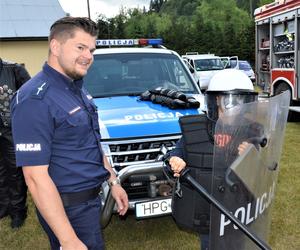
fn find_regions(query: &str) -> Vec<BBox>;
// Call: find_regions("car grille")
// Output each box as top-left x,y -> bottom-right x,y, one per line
102,135 -> 180,199
105,135 -> 180,171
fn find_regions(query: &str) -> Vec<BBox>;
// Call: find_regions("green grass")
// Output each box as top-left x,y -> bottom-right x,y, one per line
268,122 -> 300,250
0,122 -> 299,250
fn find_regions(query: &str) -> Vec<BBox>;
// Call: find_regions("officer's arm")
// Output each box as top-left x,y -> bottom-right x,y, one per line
238,122 -> 265,155
22,165 -> 87,250
168,138 -> 187,177
238,141 -> 250,155
102,156 -> 129,216
102,155 -> 117,183
169,156 -> 187,177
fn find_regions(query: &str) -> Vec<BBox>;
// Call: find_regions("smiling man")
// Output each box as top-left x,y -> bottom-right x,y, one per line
11,17 -> 128,250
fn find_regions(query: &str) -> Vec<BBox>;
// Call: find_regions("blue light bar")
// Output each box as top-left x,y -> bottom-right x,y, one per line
147,38 -> 163,45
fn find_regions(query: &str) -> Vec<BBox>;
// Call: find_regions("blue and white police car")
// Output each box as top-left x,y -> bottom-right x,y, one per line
83,39 -> 205,226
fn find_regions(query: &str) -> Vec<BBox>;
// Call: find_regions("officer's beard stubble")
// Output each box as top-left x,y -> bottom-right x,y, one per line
64,69 -> 84,81
64,59 -> 89,81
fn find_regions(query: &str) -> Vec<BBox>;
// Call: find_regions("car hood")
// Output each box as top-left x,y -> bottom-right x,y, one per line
94,95 -> 204,139
241,69 -> 255,78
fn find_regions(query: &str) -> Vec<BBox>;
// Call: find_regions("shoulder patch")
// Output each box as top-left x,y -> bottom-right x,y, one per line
31,82 -> 49,99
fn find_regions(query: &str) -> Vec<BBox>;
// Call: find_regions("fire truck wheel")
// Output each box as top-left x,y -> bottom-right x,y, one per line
274,82 -> 290,96
274,82 -> 296,122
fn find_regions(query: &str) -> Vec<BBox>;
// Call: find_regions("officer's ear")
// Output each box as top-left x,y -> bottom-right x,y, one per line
49,39 -> 61,57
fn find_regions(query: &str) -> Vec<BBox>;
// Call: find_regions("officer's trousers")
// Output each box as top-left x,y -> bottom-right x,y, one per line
37,196 -> 104,250
0,127 -> 27,217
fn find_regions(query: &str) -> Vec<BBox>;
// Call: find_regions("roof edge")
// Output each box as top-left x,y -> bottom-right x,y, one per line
0,37 -> 48,41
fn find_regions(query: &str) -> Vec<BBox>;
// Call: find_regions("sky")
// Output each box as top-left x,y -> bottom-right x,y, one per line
58,0 -> 150,20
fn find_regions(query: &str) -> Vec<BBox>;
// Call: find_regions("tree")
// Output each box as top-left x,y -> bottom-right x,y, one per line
125,9 -> 145,38
95,0 -> 257,62
236,0 -> 262,16
161,0 -> 202,16
149,0 -> 165,13
96,15 -> 112,39
258,0 -> 274,6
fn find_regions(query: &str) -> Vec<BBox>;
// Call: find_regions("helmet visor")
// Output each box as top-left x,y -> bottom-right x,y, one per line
219,94 -> 256,110
206,91 -> 258,122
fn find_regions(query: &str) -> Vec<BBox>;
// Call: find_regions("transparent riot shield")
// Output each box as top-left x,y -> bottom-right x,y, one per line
209,91 -> 290,250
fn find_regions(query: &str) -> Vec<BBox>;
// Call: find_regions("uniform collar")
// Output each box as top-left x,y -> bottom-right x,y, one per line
43,63 -> 84,91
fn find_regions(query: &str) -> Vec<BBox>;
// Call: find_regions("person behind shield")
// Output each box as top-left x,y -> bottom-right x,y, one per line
11,17 -> 128,250
165,69 -> 261,250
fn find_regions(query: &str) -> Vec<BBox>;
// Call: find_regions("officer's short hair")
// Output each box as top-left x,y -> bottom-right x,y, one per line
49,16 -> 98,42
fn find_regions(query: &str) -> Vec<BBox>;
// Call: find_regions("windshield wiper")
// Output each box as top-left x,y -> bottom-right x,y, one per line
128,92 -> 142,96
92,92 -> 142,98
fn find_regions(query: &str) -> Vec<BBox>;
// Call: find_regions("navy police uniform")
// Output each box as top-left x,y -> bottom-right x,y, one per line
11,63 -> 110,250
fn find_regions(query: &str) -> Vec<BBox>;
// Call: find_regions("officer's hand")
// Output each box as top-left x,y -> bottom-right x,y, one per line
238,141 -> 250,155
111,185 -> 129,216
61,238 -> 87,250
169,156 -> 186,177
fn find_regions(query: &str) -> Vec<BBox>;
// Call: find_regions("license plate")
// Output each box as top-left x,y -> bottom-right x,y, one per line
135,198 -> 172,218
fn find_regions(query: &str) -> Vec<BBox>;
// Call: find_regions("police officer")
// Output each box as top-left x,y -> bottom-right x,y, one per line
0,58 -> 30,228
11,17 -> 128,250
166,69 -> 260,250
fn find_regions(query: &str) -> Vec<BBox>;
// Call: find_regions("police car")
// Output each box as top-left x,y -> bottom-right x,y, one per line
83,39 -> 205,226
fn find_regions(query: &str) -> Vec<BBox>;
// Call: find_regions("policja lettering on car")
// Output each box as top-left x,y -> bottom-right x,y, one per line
125,111 -> 186,121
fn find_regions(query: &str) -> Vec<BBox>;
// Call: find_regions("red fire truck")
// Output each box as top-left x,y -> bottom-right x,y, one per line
254,0 -> 300,114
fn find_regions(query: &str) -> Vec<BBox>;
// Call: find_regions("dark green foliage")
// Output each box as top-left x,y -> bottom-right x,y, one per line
149,0 -> 165,13
95,0 -> 272,62
259,0 -> 274,6
113,14 -> 126,39
236,0 -> 261,16
97,17 -> 110,39
161,0 -> 202,16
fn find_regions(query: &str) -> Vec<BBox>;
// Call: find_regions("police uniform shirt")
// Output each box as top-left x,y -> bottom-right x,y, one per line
11,63 -> 109,193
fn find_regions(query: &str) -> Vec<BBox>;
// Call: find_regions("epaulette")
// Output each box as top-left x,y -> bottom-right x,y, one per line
31,81 -> 49,99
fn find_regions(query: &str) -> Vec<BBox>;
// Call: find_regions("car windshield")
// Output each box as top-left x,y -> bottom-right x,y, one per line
239,61 -> 252,70
84,53 -> 197,98
194,58 -> 224,71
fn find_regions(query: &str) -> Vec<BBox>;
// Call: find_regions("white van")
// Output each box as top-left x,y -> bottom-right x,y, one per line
182,53 -> 224,92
